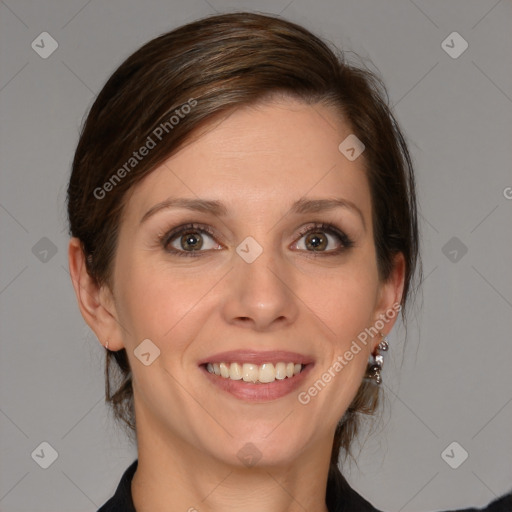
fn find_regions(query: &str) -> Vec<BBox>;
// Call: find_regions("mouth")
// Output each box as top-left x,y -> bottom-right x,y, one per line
198,350 -> 314,401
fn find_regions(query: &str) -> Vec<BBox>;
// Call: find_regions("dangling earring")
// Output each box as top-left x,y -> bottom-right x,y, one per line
364,331 -> 389,385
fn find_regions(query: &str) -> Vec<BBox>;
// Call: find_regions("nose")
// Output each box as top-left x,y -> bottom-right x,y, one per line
220,245 -> 299,332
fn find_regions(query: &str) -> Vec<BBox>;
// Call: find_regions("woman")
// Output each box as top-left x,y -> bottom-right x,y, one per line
66,12 -> 511,512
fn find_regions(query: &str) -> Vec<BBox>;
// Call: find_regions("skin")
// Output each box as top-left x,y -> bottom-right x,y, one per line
69,97 -> 405,512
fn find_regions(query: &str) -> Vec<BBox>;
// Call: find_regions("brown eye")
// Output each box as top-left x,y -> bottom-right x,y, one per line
292,223 -> 354,254
179,231 -> 204,251
163,224 -> 222,255
304,232 -> 327,251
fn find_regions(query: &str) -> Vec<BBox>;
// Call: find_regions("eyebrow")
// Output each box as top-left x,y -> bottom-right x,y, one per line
140,196 -> 366,230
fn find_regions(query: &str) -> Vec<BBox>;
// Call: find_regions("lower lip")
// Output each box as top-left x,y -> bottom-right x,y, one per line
200,364 -> 314,402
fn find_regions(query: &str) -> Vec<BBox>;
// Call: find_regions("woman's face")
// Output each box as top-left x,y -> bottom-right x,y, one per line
103,98 -> 403,467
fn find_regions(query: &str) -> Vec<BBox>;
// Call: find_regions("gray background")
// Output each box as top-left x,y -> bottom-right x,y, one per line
1,0 -> 511,511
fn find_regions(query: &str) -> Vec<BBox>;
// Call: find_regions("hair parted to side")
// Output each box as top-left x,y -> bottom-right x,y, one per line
67,11 -> 421,474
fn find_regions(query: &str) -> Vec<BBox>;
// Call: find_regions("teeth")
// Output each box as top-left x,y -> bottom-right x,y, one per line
258,363 -> 275,383
242,363 -> 259,383
219,362 -> 230,378
206,361 -> 304,383
275,362 -> 286,380
229,362 -> 242,380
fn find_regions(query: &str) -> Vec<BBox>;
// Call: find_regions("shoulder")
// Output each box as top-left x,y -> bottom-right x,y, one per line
327,467 -> 383,511
329,467 -> 512,512
97,459 -> 138,512
482,491 -> 512,511
441,491 -> 512,512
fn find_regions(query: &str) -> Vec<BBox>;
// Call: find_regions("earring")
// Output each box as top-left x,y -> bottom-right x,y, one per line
104,340 -> 109,351
364,331 -> 389,385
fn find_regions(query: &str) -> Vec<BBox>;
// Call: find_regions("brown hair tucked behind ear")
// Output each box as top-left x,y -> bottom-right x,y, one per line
67,11 -> 421,468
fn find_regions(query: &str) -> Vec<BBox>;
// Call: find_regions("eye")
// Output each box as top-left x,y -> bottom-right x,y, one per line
292,223 -> 354,254
160,222 -> 353,257
162,224 -> 222,255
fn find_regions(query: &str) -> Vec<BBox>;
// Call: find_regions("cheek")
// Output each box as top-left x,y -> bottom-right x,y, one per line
114,257 -> 221,350
297,259 -> 380,340
294,254 -> 379,403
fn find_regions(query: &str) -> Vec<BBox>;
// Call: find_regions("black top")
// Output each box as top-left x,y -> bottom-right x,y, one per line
98,459 -> 512,512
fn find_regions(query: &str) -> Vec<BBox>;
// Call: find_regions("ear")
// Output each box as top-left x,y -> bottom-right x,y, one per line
68,237 -> 126,351
371,252 -> 406,349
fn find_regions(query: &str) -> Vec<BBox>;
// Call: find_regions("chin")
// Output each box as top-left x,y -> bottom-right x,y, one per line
211,423 -> 310,469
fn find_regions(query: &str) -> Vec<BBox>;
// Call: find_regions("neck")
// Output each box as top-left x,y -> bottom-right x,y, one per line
131,411 -> 332,512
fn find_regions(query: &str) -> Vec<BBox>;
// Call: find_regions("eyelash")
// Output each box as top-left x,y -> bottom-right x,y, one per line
160,222 -> 354,257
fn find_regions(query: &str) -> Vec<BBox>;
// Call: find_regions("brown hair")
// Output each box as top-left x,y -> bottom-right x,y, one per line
67,11 -> 420,475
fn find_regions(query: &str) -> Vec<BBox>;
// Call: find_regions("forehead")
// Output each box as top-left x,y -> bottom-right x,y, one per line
125,98 -> 371,222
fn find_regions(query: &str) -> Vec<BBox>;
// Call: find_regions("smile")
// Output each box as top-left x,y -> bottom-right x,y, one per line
206,361 -> 304,383
198,350 -> 314,402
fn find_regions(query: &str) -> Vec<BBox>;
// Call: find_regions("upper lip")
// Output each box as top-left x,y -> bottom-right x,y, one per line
198,350 -> 314,366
